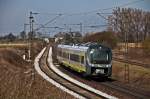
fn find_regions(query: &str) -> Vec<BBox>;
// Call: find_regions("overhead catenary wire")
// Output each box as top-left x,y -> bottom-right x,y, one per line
84,24 -> 108,28
95,0 -> 145,26
30,0 -> 145,33
55,0 -> 144,16
34,14 -> 63,31
34,0 -> 144,17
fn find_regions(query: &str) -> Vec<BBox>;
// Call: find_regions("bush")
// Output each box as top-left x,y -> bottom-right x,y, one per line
83,31 -> 118,49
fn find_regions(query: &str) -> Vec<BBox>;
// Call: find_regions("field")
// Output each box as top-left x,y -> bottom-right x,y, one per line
112,61 -> 150,92
0,42 -> 74,99
112,44 -> 150,92
0,43 -> 28,48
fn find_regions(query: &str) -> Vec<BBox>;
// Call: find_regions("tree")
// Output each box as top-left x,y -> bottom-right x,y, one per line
20,31 -> 26,40
4,33 -> 16,42
111,7 -> 150,43
83,31 -> 118,49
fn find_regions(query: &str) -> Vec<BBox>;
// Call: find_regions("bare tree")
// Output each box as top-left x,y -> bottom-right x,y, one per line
111,8 -> 150,43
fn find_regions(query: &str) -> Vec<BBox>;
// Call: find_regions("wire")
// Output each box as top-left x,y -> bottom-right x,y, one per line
34,14 -> 62,31
58,0 -> 144,16
97,13 -> 109,20
43,14 -> 62,26
84,25 -> 108,28
34,0 -> 144,17
32,0 -> 145,32
117,0 -> 144,8
96,0 -> 144,21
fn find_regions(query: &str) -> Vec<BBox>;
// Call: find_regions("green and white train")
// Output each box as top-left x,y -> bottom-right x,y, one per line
57,43 -> 112,77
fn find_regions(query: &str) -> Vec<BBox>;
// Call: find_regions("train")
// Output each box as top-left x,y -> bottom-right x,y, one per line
57,43 -> 112,77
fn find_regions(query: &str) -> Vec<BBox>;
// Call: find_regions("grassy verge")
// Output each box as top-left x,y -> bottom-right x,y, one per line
0,42 -> 75,99
0,67 -> 74,99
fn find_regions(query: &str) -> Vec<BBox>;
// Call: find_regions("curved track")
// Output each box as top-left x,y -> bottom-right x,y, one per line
35,45 -> 149,99
58,64 -> 150,99
35,46 -> 116,99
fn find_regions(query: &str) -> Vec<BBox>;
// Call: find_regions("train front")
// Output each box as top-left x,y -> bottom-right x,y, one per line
86,44 -> 112,77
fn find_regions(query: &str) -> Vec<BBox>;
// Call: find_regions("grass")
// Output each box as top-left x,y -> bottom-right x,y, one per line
0,66 -> 74,99
112,60 -> 150,92
0,42 -> 75,99
0,43 -> 28,48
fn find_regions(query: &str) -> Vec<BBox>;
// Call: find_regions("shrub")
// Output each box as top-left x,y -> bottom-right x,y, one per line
83,31 -> 118,49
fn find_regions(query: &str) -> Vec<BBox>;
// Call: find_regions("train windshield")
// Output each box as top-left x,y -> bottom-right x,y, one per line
89,49 -> 111,64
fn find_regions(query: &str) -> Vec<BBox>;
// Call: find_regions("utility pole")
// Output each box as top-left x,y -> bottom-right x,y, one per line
69,28 -> 72,33
24,23 -> 30,36
24,24 -> 26,35
28,11 -> 33,61
79,23 -> 82,34
31,19 -> 34,39
28,11 -> 39,61
29,11 -> 39,82
124,30 -> 129,83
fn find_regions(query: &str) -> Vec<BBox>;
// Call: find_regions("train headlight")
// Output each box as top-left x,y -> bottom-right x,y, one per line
106,64 -> 111,67
88,63 -> 94,67
91,64 -> 94,67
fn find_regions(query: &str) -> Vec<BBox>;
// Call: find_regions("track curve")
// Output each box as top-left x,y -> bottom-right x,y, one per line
35,46 -> 117,99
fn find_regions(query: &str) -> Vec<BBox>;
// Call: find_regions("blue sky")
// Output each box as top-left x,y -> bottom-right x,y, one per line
0,0 -> 150,36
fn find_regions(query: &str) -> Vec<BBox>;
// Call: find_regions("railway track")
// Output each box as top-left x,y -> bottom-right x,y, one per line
113,56 -> 150,68
58,64 -> 150,99
35,46 -> 116,99
35,46 -> 149,99
101,81 -> 150,99
56,59 -> 150,99
59,66 -> 150,99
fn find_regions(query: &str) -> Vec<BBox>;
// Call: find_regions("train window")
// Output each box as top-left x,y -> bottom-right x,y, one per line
70,54 -> 80,62
81,56 -> 84,64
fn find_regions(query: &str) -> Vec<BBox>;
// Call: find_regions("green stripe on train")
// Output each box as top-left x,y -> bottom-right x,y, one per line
62,61 -> 86,72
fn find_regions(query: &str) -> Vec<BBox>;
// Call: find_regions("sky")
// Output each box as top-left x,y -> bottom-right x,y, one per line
0,0 -> 150,36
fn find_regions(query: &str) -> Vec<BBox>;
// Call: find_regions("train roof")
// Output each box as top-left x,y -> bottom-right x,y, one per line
58,44 -> 88,52
58,43 -> 111,52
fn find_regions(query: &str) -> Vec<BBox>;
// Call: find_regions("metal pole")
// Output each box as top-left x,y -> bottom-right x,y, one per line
32,19 -> 34,39
80,23 -> 82,34
24,24 -> 26,35
124,30 -> 129,83
69,28 -> 71,33
29,11 -> 34,61
24,23 -> 30,38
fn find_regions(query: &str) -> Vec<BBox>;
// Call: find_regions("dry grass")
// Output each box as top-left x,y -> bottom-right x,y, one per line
113,46 -> 150,65
117,43 -> 142,48
0,43 -> 28,49
112,61 -> 150,92
0,66 -> 74,99
0,43 -> 74,99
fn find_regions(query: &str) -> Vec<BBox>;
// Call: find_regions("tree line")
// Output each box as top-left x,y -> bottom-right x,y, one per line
0,31 -> 43,42
110,7 -> 150,43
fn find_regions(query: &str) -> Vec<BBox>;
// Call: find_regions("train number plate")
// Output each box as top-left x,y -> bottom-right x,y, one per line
96,69 -> 104,74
